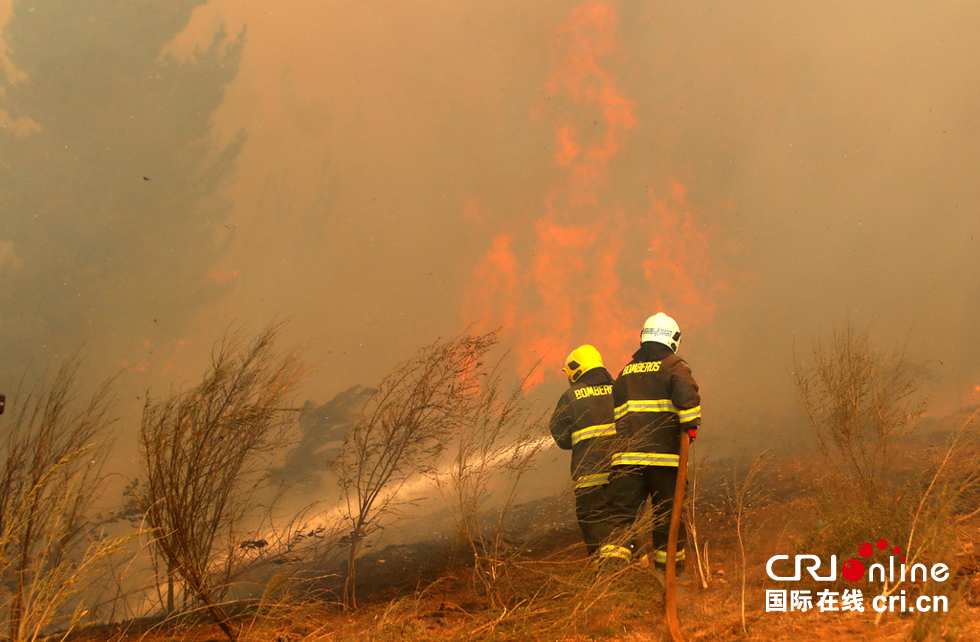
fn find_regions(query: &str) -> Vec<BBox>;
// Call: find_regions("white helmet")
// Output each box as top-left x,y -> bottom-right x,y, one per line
640,313 -> 681,352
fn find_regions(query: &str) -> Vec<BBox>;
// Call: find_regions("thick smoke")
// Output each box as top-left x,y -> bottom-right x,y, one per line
2,0 -> 979,461
273,385 -> 375,492
0,0 -> 243,381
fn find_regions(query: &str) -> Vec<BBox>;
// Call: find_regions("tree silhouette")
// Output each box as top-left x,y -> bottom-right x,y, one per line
0,0 -> 245,369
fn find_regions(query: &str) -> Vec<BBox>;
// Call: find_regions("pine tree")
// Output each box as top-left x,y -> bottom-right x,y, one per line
0,0 -> 245,369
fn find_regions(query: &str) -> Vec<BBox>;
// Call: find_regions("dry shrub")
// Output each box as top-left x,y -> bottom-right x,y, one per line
887,409 -> 980,634
795,321 -> 925,504
139,324 -> 306,641
685,444 -> 712,590
431,357 -> 548,609
723,452 -> 772,637
333,332 -> 497,609
794,321 -> 926,556
0,359 -> 123,642
795,321 -> 980,629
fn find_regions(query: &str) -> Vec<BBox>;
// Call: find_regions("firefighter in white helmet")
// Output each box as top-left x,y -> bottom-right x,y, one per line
598,313 -> 700,569
549,345 -> 618,558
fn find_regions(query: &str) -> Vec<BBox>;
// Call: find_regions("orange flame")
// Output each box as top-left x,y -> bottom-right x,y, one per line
462,0 -> 730,386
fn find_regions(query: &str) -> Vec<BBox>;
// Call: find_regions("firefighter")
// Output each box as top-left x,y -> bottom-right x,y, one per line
549,345 -> 618,558
599,313 -> 700,570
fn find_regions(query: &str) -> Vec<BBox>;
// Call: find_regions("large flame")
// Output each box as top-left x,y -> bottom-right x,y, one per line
463,0 -> 729,386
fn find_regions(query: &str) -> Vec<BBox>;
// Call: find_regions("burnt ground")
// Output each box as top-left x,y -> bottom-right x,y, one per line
86,517 -> 980,642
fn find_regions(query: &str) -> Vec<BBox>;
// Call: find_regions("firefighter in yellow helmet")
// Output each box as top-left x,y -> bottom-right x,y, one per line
549,345 -> 618,558
598,313 -> 700,569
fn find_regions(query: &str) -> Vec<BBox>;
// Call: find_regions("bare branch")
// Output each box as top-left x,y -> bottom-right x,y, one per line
139,324 -> 306,641
333,332 -> 498,609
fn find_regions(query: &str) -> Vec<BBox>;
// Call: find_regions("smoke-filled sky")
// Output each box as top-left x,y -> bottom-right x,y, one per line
3,0 -> 980,459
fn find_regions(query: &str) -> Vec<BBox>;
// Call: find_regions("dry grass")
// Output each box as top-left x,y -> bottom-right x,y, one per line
686,444 -> 711,590
0,358 -> 126,642
723,452 -> 772,637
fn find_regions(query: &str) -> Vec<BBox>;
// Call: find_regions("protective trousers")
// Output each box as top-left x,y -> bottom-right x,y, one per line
575,484 -> 613,556
604,465 -> 686,569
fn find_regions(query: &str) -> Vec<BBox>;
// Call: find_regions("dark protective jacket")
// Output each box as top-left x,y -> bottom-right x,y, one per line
549,367 -> 617,489
610,342 -> 701,467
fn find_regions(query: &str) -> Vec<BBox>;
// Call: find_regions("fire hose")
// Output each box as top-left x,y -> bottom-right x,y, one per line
664,430 -> 689,642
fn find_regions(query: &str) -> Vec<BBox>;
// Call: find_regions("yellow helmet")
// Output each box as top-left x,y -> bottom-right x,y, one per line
562,345 -> 604,383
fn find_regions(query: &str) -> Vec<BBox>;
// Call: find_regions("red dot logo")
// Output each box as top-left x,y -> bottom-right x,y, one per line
876,538 -> 888,550
843,559 -> 865,581
859,543 -> 873,558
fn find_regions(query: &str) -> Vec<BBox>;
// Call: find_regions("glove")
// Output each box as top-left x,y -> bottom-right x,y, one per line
684,427 -> 697,443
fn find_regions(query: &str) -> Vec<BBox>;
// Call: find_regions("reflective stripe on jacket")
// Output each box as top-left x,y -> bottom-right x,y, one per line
549,367 -> 617,483
610,343 -> 701,465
